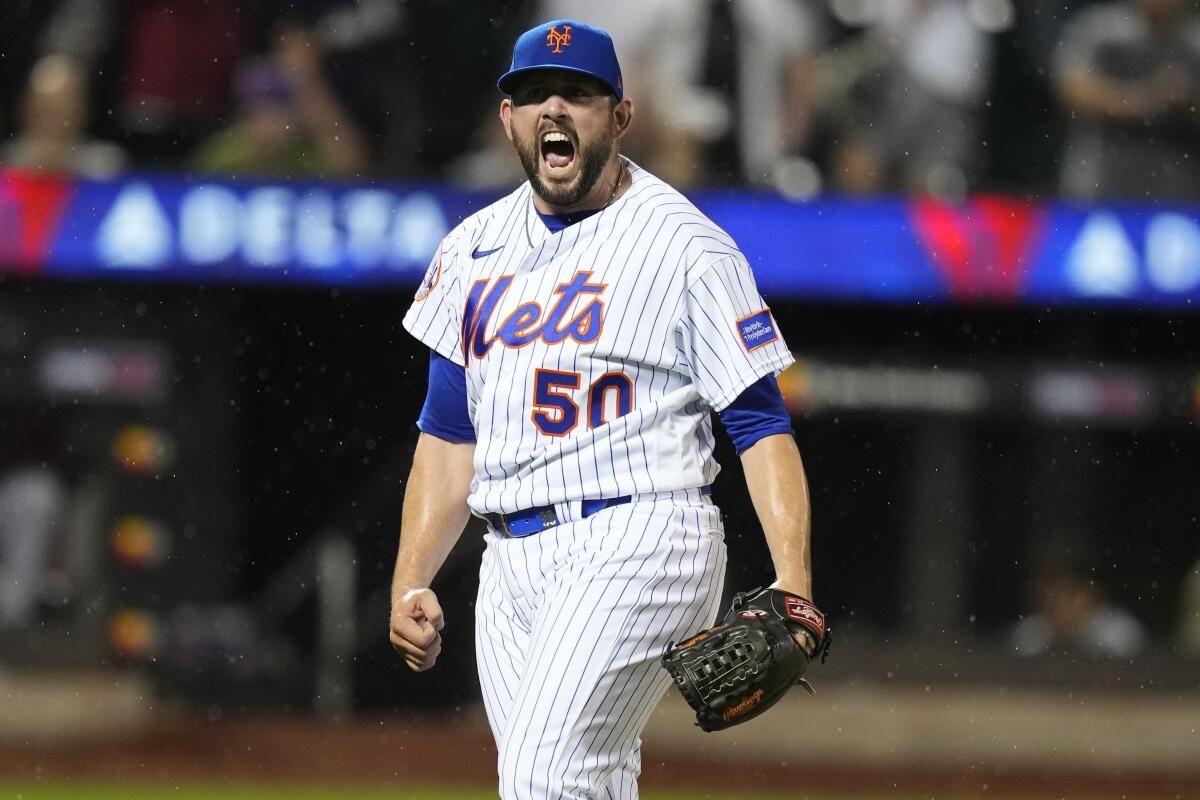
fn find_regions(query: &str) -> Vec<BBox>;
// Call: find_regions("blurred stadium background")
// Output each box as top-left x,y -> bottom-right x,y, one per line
1,0 -> 1199,798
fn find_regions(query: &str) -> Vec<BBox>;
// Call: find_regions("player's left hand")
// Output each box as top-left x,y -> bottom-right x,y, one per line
390,587 -> 445,672
661,587 -> 831,732
769,580 -> 822,655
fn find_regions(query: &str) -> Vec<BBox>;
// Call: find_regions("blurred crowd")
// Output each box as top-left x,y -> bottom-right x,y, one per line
0,0 -> 1199,201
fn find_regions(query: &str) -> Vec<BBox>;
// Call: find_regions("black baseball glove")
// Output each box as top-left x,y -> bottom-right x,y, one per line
661,587 -> 830,732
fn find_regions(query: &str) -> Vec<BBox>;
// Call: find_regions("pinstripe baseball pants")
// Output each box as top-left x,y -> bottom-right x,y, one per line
475,488 -> 727,800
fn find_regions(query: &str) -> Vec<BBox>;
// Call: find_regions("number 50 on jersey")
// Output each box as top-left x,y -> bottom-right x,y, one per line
463,269 -> 633,436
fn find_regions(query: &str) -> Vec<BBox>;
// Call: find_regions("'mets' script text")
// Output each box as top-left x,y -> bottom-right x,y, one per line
462,270 -> 606,361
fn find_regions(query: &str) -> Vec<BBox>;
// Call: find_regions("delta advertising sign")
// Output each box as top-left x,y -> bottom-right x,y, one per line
0,171 -> 472,286
1,169 -> 1199,308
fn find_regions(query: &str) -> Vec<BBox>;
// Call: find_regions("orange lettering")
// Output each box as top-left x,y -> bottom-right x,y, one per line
723,688 -> 766,721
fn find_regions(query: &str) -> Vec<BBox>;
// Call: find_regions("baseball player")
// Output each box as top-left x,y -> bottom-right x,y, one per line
389,19 -> 819,799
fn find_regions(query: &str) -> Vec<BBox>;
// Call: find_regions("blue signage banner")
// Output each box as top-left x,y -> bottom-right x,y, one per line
37,175 -> 490,287
3,170 -> 1199,308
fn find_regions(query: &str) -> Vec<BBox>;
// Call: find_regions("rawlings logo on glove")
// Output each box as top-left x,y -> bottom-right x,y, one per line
661,587 -> 831,732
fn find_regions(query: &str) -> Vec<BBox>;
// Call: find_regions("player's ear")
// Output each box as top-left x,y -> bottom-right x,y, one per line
612,97 -> 633,142
499,98 -> 514,142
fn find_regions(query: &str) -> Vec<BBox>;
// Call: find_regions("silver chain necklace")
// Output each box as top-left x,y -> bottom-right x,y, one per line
524,159 -> 627,248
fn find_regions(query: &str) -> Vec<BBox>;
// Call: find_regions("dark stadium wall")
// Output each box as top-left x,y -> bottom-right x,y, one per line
5,276 -> 1198,706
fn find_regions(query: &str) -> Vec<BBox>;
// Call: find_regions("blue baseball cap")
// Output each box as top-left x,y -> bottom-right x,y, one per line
497,19 -> 623,99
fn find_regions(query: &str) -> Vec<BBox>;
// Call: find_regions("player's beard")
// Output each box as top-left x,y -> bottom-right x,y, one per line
512,124 -> 613,209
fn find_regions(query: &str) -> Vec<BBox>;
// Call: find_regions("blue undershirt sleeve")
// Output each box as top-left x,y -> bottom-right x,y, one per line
717,374 -> 794,455
418,350 -> 476,444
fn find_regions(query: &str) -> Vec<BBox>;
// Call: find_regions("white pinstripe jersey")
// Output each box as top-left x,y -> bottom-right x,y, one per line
403,159 -> 793,515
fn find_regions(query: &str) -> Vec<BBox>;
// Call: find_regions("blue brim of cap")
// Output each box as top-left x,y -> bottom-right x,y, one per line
497,65 -> 622,99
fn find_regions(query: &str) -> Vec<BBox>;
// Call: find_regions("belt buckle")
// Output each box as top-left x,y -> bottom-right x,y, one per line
498,512 -> 514,538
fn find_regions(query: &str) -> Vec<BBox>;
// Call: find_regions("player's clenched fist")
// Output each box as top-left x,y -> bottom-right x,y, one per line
390,587 -> 444,672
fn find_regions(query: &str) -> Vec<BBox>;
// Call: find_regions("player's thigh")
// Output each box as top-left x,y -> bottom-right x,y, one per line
475,535 -> 533,740
497,501 -> 727,799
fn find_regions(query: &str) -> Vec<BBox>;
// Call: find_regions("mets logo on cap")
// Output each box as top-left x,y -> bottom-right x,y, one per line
546,25 -> 572,53
497,20 -> 624,100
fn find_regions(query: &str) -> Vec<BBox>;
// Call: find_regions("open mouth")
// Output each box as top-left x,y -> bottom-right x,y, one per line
541,131 -> 576,170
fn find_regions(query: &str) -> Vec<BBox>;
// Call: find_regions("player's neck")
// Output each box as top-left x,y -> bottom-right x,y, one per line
533,158 -> 628,216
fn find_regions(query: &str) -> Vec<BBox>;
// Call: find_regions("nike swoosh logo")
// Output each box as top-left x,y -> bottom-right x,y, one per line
471,245 -> 504,259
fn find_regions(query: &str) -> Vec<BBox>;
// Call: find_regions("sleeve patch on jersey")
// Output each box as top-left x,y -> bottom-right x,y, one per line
737,309 -> 779,351
414,251 -> 442,301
